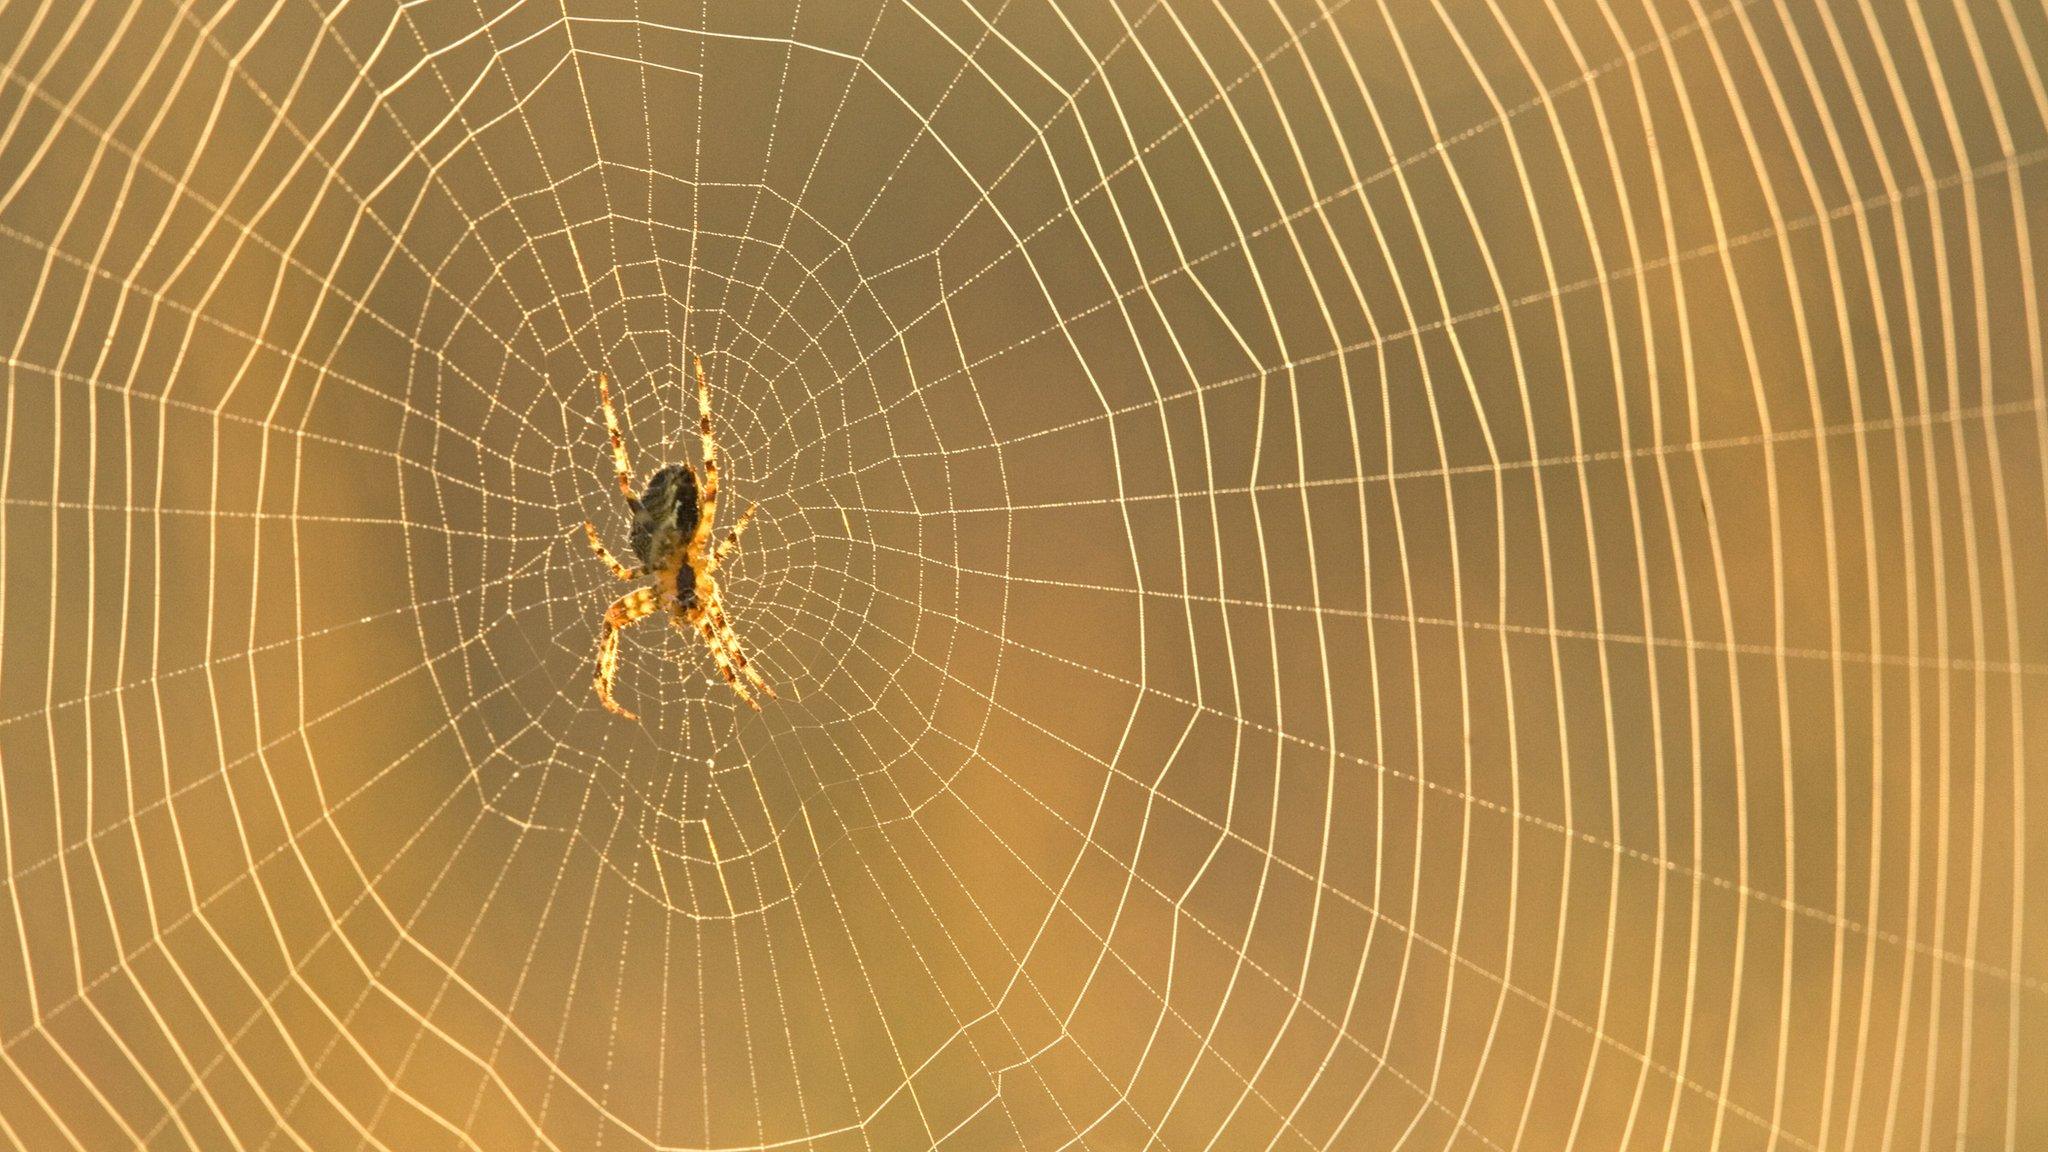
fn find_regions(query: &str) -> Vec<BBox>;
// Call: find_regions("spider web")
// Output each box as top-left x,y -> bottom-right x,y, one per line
1,0 -> 2045,1148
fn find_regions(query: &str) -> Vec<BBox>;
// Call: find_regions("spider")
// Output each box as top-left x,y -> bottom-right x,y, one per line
579,357 -> 775,717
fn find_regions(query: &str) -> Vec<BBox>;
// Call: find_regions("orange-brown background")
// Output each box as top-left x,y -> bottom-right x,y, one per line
0,0 -> 2043,1148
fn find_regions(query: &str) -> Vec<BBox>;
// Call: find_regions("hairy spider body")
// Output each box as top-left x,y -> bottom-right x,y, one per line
579,361 -> 774,716
628,463 -> 701,609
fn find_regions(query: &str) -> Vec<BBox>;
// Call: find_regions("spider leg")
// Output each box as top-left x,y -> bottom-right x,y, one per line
582,522 -> 642,580
721,636 -> 775,703
596,373 -> 639,504
689,607 -> 758,709
688,355 -> 721,559
727,635 -> 777,702
679,584 -> 771,709
677,359 -> 773,710
706,502 -> 759,573
702,588 -> 776,702
593,586 -> 659,719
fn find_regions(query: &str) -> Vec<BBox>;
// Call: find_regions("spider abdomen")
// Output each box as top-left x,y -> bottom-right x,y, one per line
628,463 -> 700,570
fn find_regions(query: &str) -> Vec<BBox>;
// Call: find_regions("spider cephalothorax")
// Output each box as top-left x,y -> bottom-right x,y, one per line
579,358 -> 775,716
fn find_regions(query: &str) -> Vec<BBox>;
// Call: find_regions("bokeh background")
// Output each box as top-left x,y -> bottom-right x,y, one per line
1,0 -> 2045,1148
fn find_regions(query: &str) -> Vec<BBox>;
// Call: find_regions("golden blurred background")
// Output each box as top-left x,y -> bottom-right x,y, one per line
1,0 -> 2044,1148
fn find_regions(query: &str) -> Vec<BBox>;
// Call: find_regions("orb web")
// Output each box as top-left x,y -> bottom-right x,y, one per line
0,0 -> 2044,1149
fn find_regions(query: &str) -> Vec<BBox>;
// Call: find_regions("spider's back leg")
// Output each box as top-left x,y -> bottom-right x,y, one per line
593,586 -> 659,718
698,590 -> 776,705
692,611 -> 760,710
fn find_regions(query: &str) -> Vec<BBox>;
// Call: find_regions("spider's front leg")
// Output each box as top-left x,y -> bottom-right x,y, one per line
688,356 -> 722,559
596,372 -> 640,504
